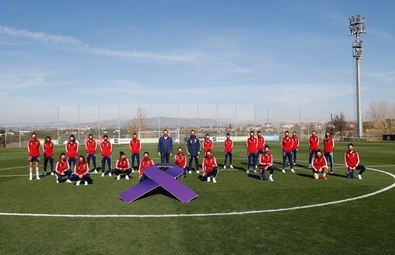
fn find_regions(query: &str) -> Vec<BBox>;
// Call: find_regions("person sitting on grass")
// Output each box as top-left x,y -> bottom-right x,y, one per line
201,151 -> 218,183
344,143 -> 366,180
139,152 -> 155,181
71,156 -> 93,186
114,151 -> 131,181
312,150 -> 328,181
174,147 -> 187,175
258,145 -> 274,182
55,153 -> 72,184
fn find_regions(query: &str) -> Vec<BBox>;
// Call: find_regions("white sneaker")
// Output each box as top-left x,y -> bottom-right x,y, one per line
117,175 -> 121,181
246,170 -> 250,174
108,173 -> 112,177
29,176 -> 33,181
101,173 -> 105,177
56,180 -> 59,184
207,177 -> 211,182
66,179 -> 72,183
94,169 -> 98,174
281,169 -> 286,173
188,171 -> 192,174
291,169 -> 295,173
125,175 -> 130,180
212,178 -> 217,183
84,181 -> 88,186
76,181 -> 81,186
51,172 -> 55,176
196,170 -> 200,174
254,170 -> 257,173
223,166 -> 227,169
36,176 -> 40,180
131,169 -> 135,173
230,165 -> 234,169
358,174 -> 362,180
269,175 -> 274,182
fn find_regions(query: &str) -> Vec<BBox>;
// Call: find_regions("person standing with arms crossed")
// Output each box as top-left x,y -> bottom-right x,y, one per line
157,129 -> 173,163
129,133 -> 141,172
187,129 -> 200,174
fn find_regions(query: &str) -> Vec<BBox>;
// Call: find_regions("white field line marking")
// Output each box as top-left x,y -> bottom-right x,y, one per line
0,167 -> 393,218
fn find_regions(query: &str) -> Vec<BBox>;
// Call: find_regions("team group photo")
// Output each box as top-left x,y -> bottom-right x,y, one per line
0,1 -> 394,254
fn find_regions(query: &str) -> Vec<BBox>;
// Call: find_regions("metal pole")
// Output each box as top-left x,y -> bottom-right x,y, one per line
98,105 -> 101,138
197,104 -> 200,133
356,51 -> 363,138
18,121 -> 22,148
118,105 -> 121,140
253,104 -> 256,123
158,105 -> 160,133
77,105 -> 80,141
57,106 -> 60,144
4,127 -> 6,148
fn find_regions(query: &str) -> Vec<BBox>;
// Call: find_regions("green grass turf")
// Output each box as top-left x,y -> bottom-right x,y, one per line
0,141 -> 394,254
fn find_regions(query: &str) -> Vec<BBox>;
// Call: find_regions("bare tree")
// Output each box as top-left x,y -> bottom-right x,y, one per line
332,113 -> 348,140
367,101 -> 395,133
130,107 -> 147,136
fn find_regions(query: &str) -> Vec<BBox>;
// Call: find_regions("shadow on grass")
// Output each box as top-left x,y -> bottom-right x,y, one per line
134,187 -> 179,202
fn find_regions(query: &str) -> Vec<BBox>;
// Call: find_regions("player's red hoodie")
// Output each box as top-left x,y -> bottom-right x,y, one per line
309,135 -> 320,151
312,156 -> 328,172
75,162 -> 89,176
203,155 -> 217,174
85,139 -> 97,155
259,152 -> 273,167
323,137 -> 335,153
43,142 -> 54,157
203,139 -> 213,152
55,159 -> 70,175
291,135 -> 300,151
257,135 -> 265,151
175,152 -> 187,168
224,138 -> 233,153
66,141 -> 78,158
281,136 -> 294,153
344,150 -> 360,169
116,157 -> 130,170
27,138 -> 40,157
246,137 -> 258,154
100,140 -> 112,157
129,138 -> 141,154
139,157 -> 154,176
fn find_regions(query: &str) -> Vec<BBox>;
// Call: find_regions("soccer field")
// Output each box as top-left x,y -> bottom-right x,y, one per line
0,141 -> 394,254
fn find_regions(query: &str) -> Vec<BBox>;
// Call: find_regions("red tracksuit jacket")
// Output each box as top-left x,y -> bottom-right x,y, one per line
281,137 -> 294,153
203,156 -> 217,174
55,159 -> 70,174
203,139 -> 213,152
246,137 -> 258,154
224,139 -> 233,153
291,136 -> 300,151
129,138 -> 141,154
139,158 -> 154,176
85,139 -> 97,155
43,142 -> 54,157
344,150 -> 360,169
27,139 -> 40,157
259,152 -> 273,167
309,135 -> 320,151
66,141 -> 78,158
116,158 -> 130,170
75,163 -> 89,176
175,152 -> 187,168
323,137 -> 335,153
100,140 -> 112,157
257,136 -> 265,151
312,156 -> 327,172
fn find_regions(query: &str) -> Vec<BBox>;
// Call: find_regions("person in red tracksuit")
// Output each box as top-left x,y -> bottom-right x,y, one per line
257,131 -> 265,154
100,134 -> 113,177
71,155 -> 93,186
281,131 -> 295,173
174,147 -> 187,173
139,152 -> 155,181
129,133 -> 141,172
344,143 -> 366,179
27,132 -> 41,181
223,133 -> 234,169
85,134 -> 97,173
43,136 -> 55,176
114,151 -> 131,180
202,134 -> 213,154
312,150 -> 328,180
55,153 -> 72,184
246,131 -> 258,173
308,131 -> 320,168
323,132 -> 335,173
66,135 -> 78,170
202,151 -> 218,183
258,145 -> 274,182
291,131 -> 300,164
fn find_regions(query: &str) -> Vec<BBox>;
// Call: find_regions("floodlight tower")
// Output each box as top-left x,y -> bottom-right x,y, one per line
349,15 -> 366,139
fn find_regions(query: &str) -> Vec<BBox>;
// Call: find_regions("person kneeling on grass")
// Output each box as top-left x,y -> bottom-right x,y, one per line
55,153 -> 72,184
114,151 -> 131,181
71,156 -> 93,186
344,143 -> 366,180
312,150 -> 328,181
258,145 -> 274,182
139,152 -> 155,181
202,151 -> 218,183
174,147 -> 187,175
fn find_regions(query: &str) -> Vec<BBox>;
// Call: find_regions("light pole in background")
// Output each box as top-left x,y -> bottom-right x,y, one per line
349,15 -> 366,139
18,121 -> 22,148
305,116 -> 310,139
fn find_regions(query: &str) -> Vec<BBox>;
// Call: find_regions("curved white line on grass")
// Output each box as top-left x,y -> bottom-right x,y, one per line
0,167 -> 393,218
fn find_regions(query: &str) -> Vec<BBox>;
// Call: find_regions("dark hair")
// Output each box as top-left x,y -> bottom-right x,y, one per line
103,134 -> 108,138
226,133 -> 230,136
45,136 -> 51,140
191,129 -> 195,132
206,134 -> 210,136
143,151 -> 149,155
312,130 -> 316,133
316,149 -> 322,154
284,130 -> 289,134
178,147 -> 182,150
264,145 -> 270,149
31,132 -> 37,136
250,131 -> 254,134
257,131 -> 261,134
348,143 -> 354,147
59,152 -> 66,160
132,133 -> 137,136
69,134 -> 75,139
88,134 -> 93,137
119,151 -> 125,156
77,155 -> 86,163
292,131 -> 296,134
163,129 -> 168,132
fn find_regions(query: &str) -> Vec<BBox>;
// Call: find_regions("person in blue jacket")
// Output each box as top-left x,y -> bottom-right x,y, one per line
187,129 -> 201,174
157,129 -> 173,163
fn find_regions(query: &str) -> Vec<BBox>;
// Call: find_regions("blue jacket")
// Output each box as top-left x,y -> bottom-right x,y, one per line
157,136 -> 173,154
187,135 -> 200,156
